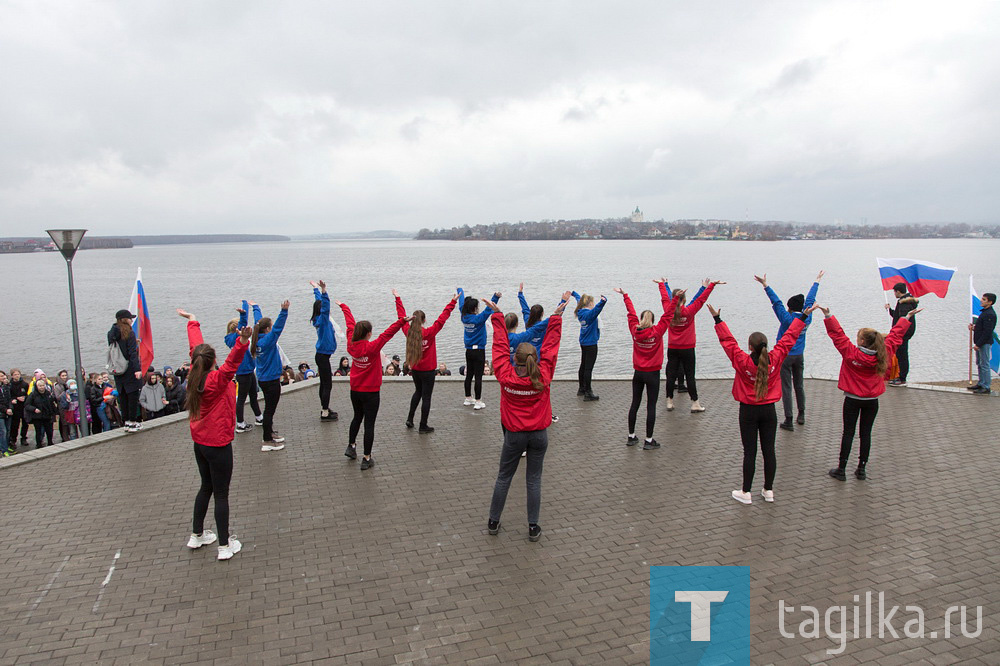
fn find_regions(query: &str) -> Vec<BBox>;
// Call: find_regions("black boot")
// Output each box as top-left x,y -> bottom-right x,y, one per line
583,391 -> 600,401
779,418 -> 794,432
855,463 -> 867,480
828,466 -> 847,481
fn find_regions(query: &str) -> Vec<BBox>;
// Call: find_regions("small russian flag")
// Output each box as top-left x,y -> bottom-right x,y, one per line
128,268 -> 155,376
876,257 -> 956,299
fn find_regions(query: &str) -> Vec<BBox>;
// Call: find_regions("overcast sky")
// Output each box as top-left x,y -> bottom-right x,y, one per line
1,1 -> 998,235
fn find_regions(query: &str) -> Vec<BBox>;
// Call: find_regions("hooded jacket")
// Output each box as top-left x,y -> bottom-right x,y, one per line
396,297 -> 456,372
716,317 -> 806,405
187,320 -> 248,447
225,300 -> 261,375
107,324 -> 142,393
341,304 -> 406,392
765,281 -> 820,357
457,288 -> 500,349
139,381 -> 167,413
253,308 -> 288,382
825,316 -> 911,398
491,313 -> 562,432
660,282 -> 715,349
623,290 -> 678,371
313,289 -> 338,355
888,294 -> 919,337
571,292 -> 607,346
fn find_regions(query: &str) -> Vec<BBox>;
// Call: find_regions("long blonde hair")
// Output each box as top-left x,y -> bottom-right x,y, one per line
405,310 -> 426,367
574,294 -> 595,316
226,318 -> 239,335
858,328 -> 888,375
671,289 -> 687,326
748,332 -> 769,400
514,342 -> 543,390
637,310 -> 654,329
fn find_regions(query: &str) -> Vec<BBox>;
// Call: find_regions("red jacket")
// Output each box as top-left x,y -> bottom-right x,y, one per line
716,317 -> 805,405
491,313 -> 562,432
341,303 -> 405,392
623,291 -> 678,371
825,316 -> 910,398
186,321 -> 247,447
395,297 -> 456,372
661,282 -> 715,349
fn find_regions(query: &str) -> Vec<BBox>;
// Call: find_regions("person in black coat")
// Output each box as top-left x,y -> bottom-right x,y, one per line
0,371 -> 12,455
163,375 -> 187,415
108,309 -> 143,433
885,283 -> 919,386
8,369 -> 30,447
969,293 -> 997,394
25,380 -> 58,448
85,373 -> 105,434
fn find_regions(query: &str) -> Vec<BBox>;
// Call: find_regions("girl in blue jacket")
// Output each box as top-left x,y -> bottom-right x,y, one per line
226,299 -> 262,433
457,288 -> 500,410
572,292 -> 607,401
310,280 -> 338,423
251,301 -> 289,450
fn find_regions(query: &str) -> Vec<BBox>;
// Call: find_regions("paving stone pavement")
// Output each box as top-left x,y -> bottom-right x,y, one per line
0,377 -> 998,665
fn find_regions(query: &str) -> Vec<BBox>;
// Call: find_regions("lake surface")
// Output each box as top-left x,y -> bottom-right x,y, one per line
2,238 -> 993,383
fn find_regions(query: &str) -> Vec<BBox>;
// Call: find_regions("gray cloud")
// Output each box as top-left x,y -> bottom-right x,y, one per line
1,0 -> 999,235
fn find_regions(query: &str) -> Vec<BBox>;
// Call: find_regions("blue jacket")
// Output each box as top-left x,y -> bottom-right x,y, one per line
571,292 -> 607,346
457,288 -> 500,349
225,301 -> 261,375
254,308 -> 288,382
518,291 -> 566,354
507,318 -> 550,359
312,289 -> 337,355
766,281 -> 819,357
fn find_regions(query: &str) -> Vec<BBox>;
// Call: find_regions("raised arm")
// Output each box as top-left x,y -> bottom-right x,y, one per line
538,315 -> 563,382
571,291 -> 581,302
238,301 -> 249,329
585,296 -> 608,322
490,312 -> 513,379
218,337 -> 250,384
769,317 -> 806,366
270,305 -> 290,339
457,287 -> 466,311
804,280 -> 820,310
714,320 -> 744,366
622,293 -> 638,334
370,318 -> 406,354
823,315 -> 855,358
764,286 -> 793,326
339,302 -> 356,341
251,302 -> 262,325
186,320 -> 204,357
883,317 -> 912,358
518,290 -> 531,321
685,282 -> 715,316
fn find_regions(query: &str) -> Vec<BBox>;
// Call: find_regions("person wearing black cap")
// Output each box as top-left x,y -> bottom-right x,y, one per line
108,309 -> 143,433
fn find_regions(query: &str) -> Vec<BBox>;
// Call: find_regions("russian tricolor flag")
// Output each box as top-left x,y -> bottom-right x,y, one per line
128,268 -> 154,376
877,257 -> 956,298
970,276 -> 1000,374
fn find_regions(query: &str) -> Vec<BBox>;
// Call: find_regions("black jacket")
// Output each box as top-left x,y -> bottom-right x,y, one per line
0,383 -> 10,415
9,378 -> 28,412
107,324 -> 142,393
84,381 -> 104,407
889,294 -> 919,337
165,384 -> 187,413
26,389 -> 59,422
974,306 -> 997,349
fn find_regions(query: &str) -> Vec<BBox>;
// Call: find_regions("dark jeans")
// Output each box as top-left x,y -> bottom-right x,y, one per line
316,352 -> 333,411
192,442 -> 233,546
408,370 -> 436,427
349,390 -> 381,456
464,349 -> 485,400
628,370 -> 660,438
58,416 -> 70,443
9,405 -> 28,443
839,396 -> 879,467
489,429 -> 549,525
235,373 -> 261,423
118,388 -> 140,423
578,345 -> 598,392
665,347 -> 698,400
738,402 -> 777,492
896,334 -> 912,381
0,417 -> 7,454
259,379 -> 281,441
34,419 -> 54,448
780,354 -> 806,420
89,403 -> 104,434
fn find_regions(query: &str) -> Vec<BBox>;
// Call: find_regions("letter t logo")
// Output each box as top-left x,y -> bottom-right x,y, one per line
675,591 -> 729,641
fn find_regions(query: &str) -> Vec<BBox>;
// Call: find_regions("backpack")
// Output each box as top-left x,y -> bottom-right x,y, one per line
107,342 -> 129,374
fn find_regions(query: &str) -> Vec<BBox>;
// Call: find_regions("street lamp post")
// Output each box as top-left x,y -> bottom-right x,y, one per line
46,229 -> 90,438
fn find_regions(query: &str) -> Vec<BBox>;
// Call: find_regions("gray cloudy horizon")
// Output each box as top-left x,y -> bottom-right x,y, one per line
1,0 -> 998,236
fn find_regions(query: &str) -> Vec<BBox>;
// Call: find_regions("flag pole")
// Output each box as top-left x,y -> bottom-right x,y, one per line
970,275 -> 975,386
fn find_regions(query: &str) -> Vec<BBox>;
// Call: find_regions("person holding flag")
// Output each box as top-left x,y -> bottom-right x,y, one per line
129,268 -> 155,381
885,284 -> 919,387
969,289 -> 997,395
108,309 -> 143,433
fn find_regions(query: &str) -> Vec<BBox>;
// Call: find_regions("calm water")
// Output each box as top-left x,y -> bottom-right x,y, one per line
1,239 -> 993,383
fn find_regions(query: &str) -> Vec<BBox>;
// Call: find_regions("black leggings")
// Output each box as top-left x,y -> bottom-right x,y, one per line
34,420 -> 54,447
464,349 -> 485,400
316,352 -> 333,411
628,370 -> 660,438
739,402 -> 777,492
665,347 -> 697,400
578,345 -> 598,392
117,386 -> 141,423
408,370 -> 436,427
839,396 -> 879,467
235,373 -> 261,423
259,379 -> 281,441
349,390 -> 381,456
192,442 -> 233,546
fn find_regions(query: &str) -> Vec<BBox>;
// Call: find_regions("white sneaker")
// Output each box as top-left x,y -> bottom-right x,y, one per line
666,398 -> 674,411
731,490 -> 752,504
134,422 -> 144,431
761,489 -> 774,503
551,414 -> 559,423
235,422 -> 253,433
254,415 -> 264,425
187,530 -> 217,549
217,537 -> 242,560
269,434 -> 285,443
521,451 -> 527,457
464,397 -> 475,406
474,400 -> 486,410
261,443 -> 285,452
690,400 -> 705,413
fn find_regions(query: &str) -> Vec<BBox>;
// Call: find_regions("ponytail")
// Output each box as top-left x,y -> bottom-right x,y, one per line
858,328 -> 888,375
637,310 -> 654,329
749,332 -> 769,400
514,342 -> 544,391
250,317 -> 272,358
671,289 -> 686,326
184,343 -> 217,420
504,313 -> 519,332
574,294 -> 594,316
527,304 -> 544,328
405,310 -> 426,367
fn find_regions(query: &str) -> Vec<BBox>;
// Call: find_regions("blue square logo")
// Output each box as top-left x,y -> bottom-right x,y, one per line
650,566 -> 754,665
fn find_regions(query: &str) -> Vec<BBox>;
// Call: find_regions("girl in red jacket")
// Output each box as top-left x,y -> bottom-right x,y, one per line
394,289 -> 458,433
176,309 -> 252,561
820,305 -> 919,481
486,294 -> 568,542
709,302 -> 815,504
338,302 -> 408,470
660,278 -> 724,413
613,285 -> 679,449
